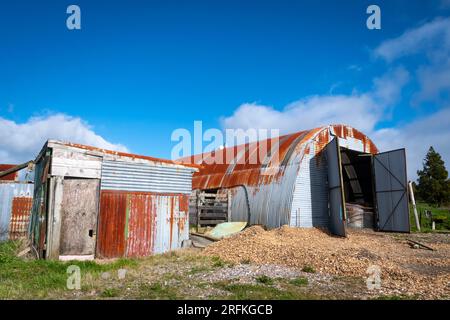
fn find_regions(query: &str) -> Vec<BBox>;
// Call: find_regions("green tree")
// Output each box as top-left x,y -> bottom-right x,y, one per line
416,146 -> 450,206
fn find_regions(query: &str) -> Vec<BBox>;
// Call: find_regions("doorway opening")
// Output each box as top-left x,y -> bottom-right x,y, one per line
339,148 -> 375,229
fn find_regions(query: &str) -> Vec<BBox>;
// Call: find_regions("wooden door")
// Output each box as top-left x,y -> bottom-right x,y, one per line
60,179 -> 100,255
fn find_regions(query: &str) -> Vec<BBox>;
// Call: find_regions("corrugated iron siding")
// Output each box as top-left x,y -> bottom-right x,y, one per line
188,125 -> 378,229
97,191 -> 127,258
9,196 -> 33,240
97,190 -> 189,258
289,149 -> 329,227
0,183 -> 34,241
101,160 -> 194,194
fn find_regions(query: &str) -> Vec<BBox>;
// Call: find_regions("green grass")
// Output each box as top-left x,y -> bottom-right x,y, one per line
136,282 -> 180,299
0,240 -> 138,299
214,282 -> 296,299
374,294 -> 418,300
101,288 -> 119,298
289,277 -> 309,286
410,202 -> 450,232
211,256 -> 227,268
302,266 -> 316,273
213,280 -> 321,300
255,275 -> 274,285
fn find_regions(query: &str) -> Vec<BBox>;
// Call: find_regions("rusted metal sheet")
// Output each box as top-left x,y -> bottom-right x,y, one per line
9,196 -> 33,240
181,125 -> 378,229
97,190 -> 128,258
126,193 -> 156,257
0,183 -> 34,241
29,139 -> 195,259
97,190 -> 189,258
0,164 -> 19,181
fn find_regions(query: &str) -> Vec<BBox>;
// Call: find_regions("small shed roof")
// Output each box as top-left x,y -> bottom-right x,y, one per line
36,139 -> 199,170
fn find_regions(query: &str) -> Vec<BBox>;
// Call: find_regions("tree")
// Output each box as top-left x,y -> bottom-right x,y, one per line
416,146 -> 450,206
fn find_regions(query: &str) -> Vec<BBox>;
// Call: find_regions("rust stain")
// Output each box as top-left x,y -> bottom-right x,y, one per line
0,164 -> 18,181
9,197 -> 32,240
186,125 -> 378,191
126,193 -> 154,257
98,190 -> 188,258
169,197 -> 174,250
97,190 -> 127,258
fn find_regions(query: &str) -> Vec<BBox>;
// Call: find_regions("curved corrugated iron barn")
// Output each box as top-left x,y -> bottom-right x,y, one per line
181,124 -> 409,233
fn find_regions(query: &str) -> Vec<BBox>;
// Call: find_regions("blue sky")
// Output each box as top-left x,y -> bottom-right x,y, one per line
1,0 -> 450,178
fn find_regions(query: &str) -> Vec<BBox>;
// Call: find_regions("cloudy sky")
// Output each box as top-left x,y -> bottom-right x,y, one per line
1,0 -> 450,179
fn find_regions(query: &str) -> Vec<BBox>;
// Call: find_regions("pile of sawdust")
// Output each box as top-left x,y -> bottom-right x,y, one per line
203,225 -> 450,299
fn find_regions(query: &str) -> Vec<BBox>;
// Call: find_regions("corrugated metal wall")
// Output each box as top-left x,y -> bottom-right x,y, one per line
0,183 -> 34,241
289,150 -> 329,228
97,190 -> 189,258
101,160 -> 194,194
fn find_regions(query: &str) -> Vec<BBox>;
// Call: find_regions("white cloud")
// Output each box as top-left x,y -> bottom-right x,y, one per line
0,114 -> 128,164
375,17 -> 450,104
221,94 -> 378,135
374,17 -> 450,62
221,67 -> 409,135
372,107 -> 450,179
220,64 -> 450,180
221,18 -> 450,180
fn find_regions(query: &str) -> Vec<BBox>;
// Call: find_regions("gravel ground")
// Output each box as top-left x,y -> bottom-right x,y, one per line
203,226 -> 450,299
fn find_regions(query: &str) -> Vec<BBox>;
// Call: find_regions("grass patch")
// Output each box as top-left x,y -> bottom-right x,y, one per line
211,256 -> 226,268
410,202 -> 450,232
255,275 -> 274,285
214,282 -> 295,299
213,280 -> 323,300
289,277 -> 308,286
101,288 -> 119,298
136,282 -> 180,299
0,240 -> 138,299
188,265 -> 211,275
375,294 -> 417,300
302,265 -> 316,273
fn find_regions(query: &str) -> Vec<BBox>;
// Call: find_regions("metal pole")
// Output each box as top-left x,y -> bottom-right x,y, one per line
408,181 -> 421,232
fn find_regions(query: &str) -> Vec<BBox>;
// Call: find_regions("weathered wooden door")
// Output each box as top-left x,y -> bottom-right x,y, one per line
60,179 -> 100,255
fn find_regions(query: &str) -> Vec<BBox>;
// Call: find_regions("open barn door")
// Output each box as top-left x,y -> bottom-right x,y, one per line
326,137 -> 347,237
373,149 -> 410,232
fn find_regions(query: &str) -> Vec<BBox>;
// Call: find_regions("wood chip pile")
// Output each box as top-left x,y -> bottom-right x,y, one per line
203,225 -> 450,299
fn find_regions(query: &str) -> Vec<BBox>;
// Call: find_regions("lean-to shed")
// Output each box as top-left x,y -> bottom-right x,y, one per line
0,164 -> 34,241
182,124 -> 410,236
29,140 -> 197,260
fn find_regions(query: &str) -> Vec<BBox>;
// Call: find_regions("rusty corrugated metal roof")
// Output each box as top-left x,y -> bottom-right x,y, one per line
180,124 -> 378,190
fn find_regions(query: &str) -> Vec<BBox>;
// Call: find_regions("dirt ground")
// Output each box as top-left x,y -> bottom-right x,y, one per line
203,226 -> 450,299
2,227 -> 449,300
